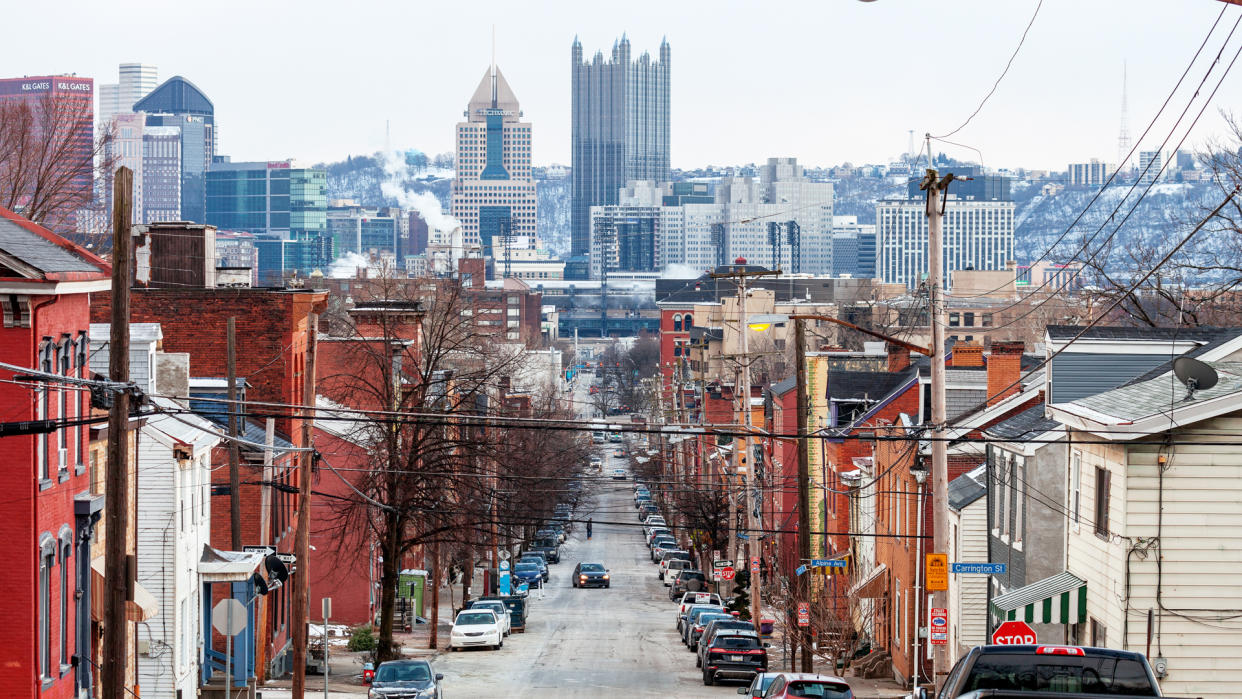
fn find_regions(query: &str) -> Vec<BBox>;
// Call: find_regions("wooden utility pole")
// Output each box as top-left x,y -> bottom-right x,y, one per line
103,166 -> 133,699
428,542 -> 440,649
921,167 -> 953,688
227,316 -> 242,550
291,313 -> 319,697
793,317 -> 813,673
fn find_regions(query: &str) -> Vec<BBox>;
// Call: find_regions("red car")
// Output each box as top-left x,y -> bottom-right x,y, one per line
754,672 -> 853,698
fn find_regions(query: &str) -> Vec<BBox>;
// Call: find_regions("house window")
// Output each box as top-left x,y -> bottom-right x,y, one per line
672,314 -> 682,332
1070,452 -> 1082,532
964,312 -> 975,327
1090,617 -> 1107,647
1013,455 -> 1025,544
38,537 -> 54,680
949,312 -> 960,327
1094,467 -> 1111,539
684,313 -> 693,329
60,536 -> 71,673
893,583 -> 902,647
982,313 -> 993,327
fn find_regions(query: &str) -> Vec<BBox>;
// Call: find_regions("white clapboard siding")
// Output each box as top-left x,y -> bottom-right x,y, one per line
958,500 -> 989,650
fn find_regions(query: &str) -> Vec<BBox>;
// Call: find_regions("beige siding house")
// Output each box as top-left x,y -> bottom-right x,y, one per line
1050,360 -> 1242,699
947,466 -> 988,662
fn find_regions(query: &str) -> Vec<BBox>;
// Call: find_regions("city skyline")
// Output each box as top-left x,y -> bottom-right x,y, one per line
6,1 -> 1238,172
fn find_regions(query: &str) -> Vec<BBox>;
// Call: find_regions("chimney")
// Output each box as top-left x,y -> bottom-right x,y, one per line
887,343 -> 910,372
952,342 -> 984,368
986,341 -> 1025,405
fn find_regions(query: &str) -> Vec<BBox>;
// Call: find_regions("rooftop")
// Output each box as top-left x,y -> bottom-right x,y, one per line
987,403 -> 1061,442
0,207 -> 110,280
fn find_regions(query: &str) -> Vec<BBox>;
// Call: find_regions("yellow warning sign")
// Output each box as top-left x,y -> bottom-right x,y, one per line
926,553 -> 949,592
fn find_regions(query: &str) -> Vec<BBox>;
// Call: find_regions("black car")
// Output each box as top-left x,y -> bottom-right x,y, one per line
532,541 -> 560,563
369,659 -> 443,698
703,634 -> 768,686
572,561 -> 611,588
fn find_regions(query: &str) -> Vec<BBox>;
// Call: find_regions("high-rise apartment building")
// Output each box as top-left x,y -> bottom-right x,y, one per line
98,62 -> 158,125
449,64 -> 538,261
831,216 -> 877,278
135,76 -> 215,224
1138,150 -> 1164,186
1068,159 -> 1113,187
571,36 -> 670,265
876,168 -> 1014,289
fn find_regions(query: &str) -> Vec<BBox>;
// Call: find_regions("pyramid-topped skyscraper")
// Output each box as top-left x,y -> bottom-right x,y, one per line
451,63 -> 538,258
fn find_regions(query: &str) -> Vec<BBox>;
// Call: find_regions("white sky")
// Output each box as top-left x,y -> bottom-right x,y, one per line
9,0 -> 1242,171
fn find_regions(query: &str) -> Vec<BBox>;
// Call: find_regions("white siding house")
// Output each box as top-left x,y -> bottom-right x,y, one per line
1050,361 -> 1242,699
947,466 -> 988,662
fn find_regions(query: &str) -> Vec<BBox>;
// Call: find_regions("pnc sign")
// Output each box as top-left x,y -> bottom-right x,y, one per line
992,620 -> 1038,645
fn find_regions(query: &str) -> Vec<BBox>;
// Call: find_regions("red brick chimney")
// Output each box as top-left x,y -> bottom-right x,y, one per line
887,342 -> 911,372
986,342 -> 1025,405
953,342 -> 984,368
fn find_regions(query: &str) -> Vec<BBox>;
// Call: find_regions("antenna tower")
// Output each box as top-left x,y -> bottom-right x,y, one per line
1117,62 -> 1131,171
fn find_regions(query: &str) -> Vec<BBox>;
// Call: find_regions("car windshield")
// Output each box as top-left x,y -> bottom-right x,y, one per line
713,621 -> 754,633
961,654 -> 1157,695
784,680 -> 852,698
579,563 -> 605,572
471,602 -> 503,613
714,635 -> 761,649
374,662 -> 431,683
679,571 -> 706,581
455,612 -> 495,625
697,613 -> 731,626
519,557 -> 543,565
514,563 -> 538,572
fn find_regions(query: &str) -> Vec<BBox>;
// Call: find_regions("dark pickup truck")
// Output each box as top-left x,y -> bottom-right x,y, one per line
916,645 -> 1178,699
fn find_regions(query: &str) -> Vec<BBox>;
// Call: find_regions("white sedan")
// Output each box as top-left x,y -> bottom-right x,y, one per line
468,600 -> 511,636
449,609 -> 503,651
661,558 -> 690,584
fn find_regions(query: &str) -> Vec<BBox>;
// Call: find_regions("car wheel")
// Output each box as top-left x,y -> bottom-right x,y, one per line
499,639 -> 504,648
605,583 -> 610,588
703,671 -> 714,686
695,654 -> 701,668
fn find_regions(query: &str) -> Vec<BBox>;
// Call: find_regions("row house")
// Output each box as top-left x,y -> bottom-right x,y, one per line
0,207 -> 112,698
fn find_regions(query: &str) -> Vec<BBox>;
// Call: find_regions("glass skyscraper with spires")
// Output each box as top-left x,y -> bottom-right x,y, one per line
571,35 -> 670,274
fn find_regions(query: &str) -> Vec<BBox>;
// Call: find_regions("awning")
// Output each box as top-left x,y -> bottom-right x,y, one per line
90,557 -> 159,623
848,563 -> 888,599
991,571 -> 1087,624
198,544 -> 265,582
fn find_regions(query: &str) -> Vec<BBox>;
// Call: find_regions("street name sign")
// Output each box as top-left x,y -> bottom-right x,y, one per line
951,562 -> 1006,575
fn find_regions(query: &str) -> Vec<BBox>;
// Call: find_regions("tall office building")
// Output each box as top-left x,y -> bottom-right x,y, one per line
107,113 -> 147,223
134,76 -> 215,224
0,75 -> 94,232
831,216 -> 877,278
876,168 -> 1014,289
142,127 -> 182,223
570,36 -> 670,266
327,204 -> 400,256
98,63 -> 158,125
449,63 -> 538,259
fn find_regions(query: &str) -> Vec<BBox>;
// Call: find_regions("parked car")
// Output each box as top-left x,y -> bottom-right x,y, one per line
700,620 -> 758,667
518,554 -> 549,582
736,671 -> 779,698
652,540 -> 680,562
757,672 -> 852,698
926,645 -> 1165,698
702,633 -> 769,686
512,562 -> 544,589
661,558 -> 690,582
572,561 -> 611,588
477,595 -> 526,633
676,591 -> 723,625
687,611 -> 734,650
669,570 -> 708,599
532,542 -> 561,564
612,468 -> 627,480
638,504 -> 659,520
369,659 -> 443,699
468,600 -> 511,636
647,528 -> 672,546
677,602 -> 726,635
449,609 -> 503,651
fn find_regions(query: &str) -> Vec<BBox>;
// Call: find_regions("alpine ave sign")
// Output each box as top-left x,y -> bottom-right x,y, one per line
992,620 -> 1037,645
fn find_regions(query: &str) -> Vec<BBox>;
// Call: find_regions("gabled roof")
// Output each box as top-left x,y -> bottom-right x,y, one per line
948,465 -> 986,511
986,403 -> 1061,442
0,207 -> 110,282
1051,360 -> 1242,439
1046,325 -> 1239,343
828,369 -> 915,403
769,375 -> 796,397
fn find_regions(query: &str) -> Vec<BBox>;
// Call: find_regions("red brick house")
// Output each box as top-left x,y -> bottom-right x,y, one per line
0,207 -> 110,698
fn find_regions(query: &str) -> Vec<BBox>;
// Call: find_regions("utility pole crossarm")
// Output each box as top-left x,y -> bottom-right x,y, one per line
788,314 -> 931,356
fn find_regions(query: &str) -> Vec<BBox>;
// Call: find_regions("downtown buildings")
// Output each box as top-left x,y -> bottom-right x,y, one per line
97,63 -> 158,126
449,63 -> 538,260
570,36 -> 671,270
876,167 -> 1015,289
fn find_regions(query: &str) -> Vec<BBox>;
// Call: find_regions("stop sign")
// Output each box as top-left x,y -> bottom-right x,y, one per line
720,566 -> 736,581
992,620 -> 1037,645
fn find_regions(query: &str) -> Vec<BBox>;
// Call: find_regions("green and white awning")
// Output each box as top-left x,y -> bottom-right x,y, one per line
991,572 -> 1087,625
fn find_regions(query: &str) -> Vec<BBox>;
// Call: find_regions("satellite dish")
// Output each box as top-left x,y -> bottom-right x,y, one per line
253,573 -> 270,596
1173,356 -> 1218,401
265,554 -> 289,583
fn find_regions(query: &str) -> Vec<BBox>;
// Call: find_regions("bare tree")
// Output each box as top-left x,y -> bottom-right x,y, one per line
0,92 -> 113,236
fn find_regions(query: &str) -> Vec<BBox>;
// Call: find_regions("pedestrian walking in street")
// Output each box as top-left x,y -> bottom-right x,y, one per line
586,518 -> 593,539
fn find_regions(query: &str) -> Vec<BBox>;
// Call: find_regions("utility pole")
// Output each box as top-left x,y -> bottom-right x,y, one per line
103,166 -> 133,699
793,317 -> 813,673
921,166 -> 954,688
227,317 -> 242,550
291,313 -> 319,698
710,264 -> 779,627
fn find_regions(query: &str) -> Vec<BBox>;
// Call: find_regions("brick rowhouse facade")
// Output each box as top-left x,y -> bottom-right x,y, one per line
0,207 -> 110,697
91,286 -> 327,680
